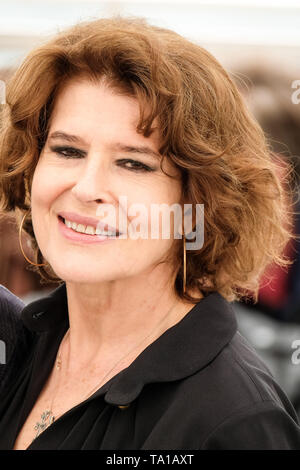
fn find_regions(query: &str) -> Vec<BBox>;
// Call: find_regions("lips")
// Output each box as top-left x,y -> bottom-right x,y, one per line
57,211 -> 122,235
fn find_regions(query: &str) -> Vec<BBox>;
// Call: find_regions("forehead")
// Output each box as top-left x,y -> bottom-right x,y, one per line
48,77 -> 161,148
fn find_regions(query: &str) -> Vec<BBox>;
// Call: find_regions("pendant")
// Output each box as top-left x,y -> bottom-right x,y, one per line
33,410 -> 55,440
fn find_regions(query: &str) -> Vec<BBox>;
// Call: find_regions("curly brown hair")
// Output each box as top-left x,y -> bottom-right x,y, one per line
0,16 -> 297,303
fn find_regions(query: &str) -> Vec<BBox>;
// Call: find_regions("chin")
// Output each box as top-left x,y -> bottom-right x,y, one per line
49,262 -> 113,285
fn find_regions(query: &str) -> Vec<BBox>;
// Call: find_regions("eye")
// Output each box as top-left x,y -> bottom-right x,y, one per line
49,146 -> 155,172
49,146 -> 85,158
117,159 -> 155,172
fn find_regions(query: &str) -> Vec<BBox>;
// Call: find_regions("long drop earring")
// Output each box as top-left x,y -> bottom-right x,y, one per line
183,234 -> 186,295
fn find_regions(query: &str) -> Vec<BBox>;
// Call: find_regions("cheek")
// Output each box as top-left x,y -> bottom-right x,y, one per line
126,181 -> 182,240
30,160 -> 68,246
31,160 -> 67,211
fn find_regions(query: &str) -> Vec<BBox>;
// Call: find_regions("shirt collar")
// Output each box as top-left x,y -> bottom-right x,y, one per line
21,282 -> 237,406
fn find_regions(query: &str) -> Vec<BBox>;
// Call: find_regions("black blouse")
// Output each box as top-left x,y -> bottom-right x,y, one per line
1,282 -> 300,450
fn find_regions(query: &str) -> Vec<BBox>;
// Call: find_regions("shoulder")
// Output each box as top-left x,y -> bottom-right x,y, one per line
191,329 -> 296,410
0,284 -> 24,309
0,285 -> 34,389
218,330 -> 296,412
0,285 -> 25,348
200,399 -> 300,449
181,331 -> 300,449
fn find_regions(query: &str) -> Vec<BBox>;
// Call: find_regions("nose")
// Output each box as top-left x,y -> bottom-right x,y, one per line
71,152 -> 112,204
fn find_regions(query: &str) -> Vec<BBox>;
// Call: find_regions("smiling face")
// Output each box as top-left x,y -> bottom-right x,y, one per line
30,77 -> 183,285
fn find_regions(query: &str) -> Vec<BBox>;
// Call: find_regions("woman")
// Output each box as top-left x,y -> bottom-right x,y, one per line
0,16 -> 300,450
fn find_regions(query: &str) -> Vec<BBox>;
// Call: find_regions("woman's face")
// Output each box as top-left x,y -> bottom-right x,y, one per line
30,78 -> 183,284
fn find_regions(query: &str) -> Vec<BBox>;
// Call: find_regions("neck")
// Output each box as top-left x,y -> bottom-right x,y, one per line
62,268 -> 201,374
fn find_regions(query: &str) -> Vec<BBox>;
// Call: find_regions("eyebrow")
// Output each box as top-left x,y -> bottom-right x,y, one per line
48,131 -> 161,160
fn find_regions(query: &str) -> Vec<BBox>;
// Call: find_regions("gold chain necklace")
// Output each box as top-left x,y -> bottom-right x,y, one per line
32,299 -> 179,442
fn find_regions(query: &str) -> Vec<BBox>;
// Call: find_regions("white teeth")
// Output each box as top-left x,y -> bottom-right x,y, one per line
96,228 -> 115,236
63,218 -> 116,236
76,223 -> 86,233
85,225 -> 95,235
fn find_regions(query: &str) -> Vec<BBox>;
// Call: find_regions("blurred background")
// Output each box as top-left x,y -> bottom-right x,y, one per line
1,0 -> 300,414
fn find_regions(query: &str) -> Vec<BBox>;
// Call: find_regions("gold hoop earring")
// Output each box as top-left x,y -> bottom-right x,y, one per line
19,210 -> 47,267
183,235 -> 186,295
